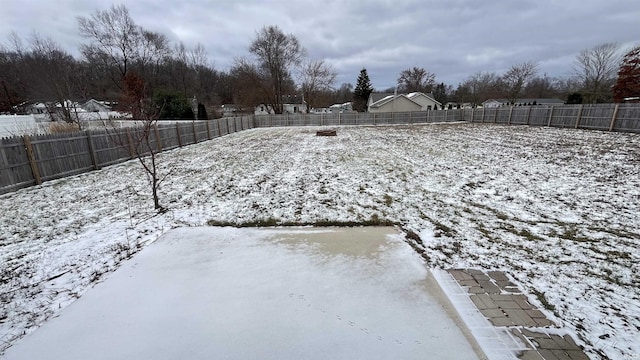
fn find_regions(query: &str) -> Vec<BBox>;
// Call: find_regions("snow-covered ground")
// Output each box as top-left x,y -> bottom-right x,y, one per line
1,123 -> 639,359
3,227 -> 479,360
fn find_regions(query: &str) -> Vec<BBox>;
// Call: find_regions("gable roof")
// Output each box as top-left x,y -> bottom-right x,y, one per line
282,95 -> 305,105
369,92 -> 441,109
369,94 -> 423,109
406,92 -> 442,105
482,98 -> 564,105
368,93 -> 394,104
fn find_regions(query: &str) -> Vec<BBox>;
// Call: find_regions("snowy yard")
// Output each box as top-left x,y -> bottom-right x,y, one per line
1,123 -> 639,359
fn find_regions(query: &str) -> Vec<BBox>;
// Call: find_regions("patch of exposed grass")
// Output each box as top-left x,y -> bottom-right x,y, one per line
383,194 -> 393,206
206,216 -> 397,228
587,226 -> 639,240
532,289 -> 556,312
432,220 -> 456,238
517,228 -> 546,242
558,225 -> 595,243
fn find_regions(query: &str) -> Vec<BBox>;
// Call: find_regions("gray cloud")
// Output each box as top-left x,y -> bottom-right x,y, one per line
3,0 -> 639,90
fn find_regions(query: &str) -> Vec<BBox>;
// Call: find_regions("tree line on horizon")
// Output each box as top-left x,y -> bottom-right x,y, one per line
0,4 -> 638,122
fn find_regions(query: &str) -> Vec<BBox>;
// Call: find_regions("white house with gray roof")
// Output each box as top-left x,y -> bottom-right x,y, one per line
367,92 -> 441,112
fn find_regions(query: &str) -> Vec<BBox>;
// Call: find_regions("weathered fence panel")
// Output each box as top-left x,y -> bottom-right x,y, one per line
89,129 -> 131,168
580,104 -> 615,130
0,136 -> 34,192
29,132 -> 93,182
614,104 -> 640,132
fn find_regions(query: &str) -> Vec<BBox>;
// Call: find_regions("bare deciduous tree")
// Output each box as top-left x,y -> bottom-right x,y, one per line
397,67 -> 436,93
462,71 -> 503,105
12,33 -> 82,126
573,43 -> 620,103
109,73 -> 169,211
137,30 -> 172,93
249,25 -> 306,114
299,59 -> 336,111
503,61 -> 538,104
77,4 -> 141,86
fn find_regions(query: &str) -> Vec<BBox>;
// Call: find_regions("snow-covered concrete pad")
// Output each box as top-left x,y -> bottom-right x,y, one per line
3,226 -> 481,360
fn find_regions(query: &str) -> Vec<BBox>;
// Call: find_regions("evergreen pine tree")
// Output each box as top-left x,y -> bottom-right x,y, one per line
197,103 -> 209,120
566,92 -> 583,104
353,68 -> 374,112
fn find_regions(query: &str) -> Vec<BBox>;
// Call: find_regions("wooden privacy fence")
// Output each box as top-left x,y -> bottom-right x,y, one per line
1,104 -> 639,195
252,109 -> 462,127
0,117 -> 251,195
463,103 -> 640,132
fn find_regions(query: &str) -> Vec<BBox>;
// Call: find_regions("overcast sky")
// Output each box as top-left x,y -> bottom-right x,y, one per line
2,0 -> 639,90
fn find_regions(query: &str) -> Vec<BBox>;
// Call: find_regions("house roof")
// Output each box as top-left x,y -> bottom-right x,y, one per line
369,94 -> 423,109
482,98 -> 564,104
282,95 -> 305,105
369,92 -> 441,108
369,93 -> 394,103
406,92 -> 442,105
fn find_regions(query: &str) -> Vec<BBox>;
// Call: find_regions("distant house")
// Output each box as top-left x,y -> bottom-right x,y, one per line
310,107 -> 331,114
367,92 -> 441,113
220,104 -> 239,117
282,95 -> 307,114
82,99 -> 112,112
25,102 -> 47,114
482,98 -> 565,107
254,95 -> 308,115
254,104 -> 275,115
329,102 -> 353,113
482,99 -> 504,108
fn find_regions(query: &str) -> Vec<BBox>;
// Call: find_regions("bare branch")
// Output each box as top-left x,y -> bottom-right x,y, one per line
573,43 -> 620,103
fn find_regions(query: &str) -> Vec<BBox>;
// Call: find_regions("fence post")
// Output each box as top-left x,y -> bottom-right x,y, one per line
192,121 -> 198,144
233,117 -> 238,133
373,112 -> 376,126
482,108 -> 486,122
175,123 -> 182,147
444,110 -> 447,122
494,108 -> 498,123
85,130 -> 99,170
126,128 -> 136,158
205,120 -> 211,140
154,124 -> 163,152
23,135 -> 42,185
547,106 -> 554,127
409,111 -> 412,124
338,112 -> 341,125
217,119 -> 222,137
470,108 -> 474,123
609,104 -> 620,132
507,106 -> 513,125
526,106 -> 532,125
575,105 -> 584,128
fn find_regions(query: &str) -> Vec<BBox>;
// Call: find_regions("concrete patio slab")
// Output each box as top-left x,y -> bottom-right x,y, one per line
3,227 -> 482,360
